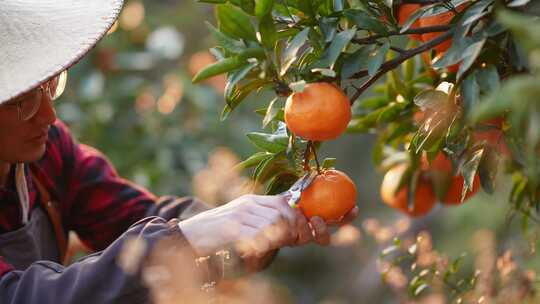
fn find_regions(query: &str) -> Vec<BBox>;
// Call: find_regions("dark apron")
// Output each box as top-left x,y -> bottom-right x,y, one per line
0,207 -> 61,270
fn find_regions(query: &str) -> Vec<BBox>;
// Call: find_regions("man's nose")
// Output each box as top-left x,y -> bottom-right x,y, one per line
31,94 -> 57,125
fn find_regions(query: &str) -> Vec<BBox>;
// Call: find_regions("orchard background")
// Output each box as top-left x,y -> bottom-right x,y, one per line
59,0 -> 539,303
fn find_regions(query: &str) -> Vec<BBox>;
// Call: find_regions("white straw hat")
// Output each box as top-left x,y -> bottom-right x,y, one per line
0,0 -> 124,104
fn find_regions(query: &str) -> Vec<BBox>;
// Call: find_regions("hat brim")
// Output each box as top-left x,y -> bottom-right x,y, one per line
0,0 -> 124,103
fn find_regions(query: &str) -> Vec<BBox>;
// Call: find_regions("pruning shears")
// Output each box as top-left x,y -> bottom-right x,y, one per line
282,171 -> 318,208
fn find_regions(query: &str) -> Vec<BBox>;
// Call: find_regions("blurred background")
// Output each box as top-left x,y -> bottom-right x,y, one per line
59,1 -> 539,303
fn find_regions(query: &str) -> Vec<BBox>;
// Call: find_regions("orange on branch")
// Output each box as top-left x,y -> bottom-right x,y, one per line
473,117 -> 511,158
285,82 -> 352,141
380,164 -> 436,217
443,174 -> 481,205
297,169 -> 357,222
421,152 -> 481,205
419,4 -> 466,53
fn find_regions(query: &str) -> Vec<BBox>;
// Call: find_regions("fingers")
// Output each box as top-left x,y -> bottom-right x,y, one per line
309,217 -> 330,246
341,206 -> 359,225
325,206 -> 360,226
294,209 -> 313,246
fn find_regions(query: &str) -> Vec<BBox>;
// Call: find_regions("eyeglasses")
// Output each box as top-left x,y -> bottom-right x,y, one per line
4,70 -> 68,121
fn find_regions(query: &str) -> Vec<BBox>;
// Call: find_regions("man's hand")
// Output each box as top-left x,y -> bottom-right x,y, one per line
291,206 -> 360,247
178,194 -> 302,258
178,194 -> 359,258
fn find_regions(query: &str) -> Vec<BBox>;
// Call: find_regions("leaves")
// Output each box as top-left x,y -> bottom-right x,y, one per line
246,132 -> 288,153
280,28 -> 310,76
216,3 -> 257,41
313,27 -> 357,69
368,42 -> 390,77
344,9 -> 388,35
255,0 -> 274,18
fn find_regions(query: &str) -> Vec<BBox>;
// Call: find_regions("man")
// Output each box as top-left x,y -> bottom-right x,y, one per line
0,1 -> 359,303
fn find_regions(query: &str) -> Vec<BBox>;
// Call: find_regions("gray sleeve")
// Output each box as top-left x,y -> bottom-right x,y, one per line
0,217 -> 194,304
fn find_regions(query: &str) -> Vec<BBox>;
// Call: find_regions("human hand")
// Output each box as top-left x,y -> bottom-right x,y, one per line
178,194 -> 306,258
291,206 -> 360,246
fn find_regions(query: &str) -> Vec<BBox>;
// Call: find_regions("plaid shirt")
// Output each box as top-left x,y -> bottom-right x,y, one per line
0,120 -> 206,278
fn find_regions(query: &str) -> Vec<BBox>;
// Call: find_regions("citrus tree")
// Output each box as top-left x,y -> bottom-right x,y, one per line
192,0 -> 540,300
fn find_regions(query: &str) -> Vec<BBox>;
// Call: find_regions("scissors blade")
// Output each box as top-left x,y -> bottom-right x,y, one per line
283,171 -> 318,207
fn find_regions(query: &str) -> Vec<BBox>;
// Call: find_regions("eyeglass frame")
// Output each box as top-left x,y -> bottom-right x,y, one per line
2,70 -> 68,121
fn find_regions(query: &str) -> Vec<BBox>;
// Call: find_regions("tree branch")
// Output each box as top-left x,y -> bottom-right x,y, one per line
400,0 -> 450,4
351,25 -> 451,45
349,30 -> 453,105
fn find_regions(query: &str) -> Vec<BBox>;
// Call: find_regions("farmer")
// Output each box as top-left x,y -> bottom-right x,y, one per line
0,1 -> 359,303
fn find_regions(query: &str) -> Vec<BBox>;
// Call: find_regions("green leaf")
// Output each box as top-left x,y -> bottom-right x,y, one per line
259,13 -> 277,48
460,73 -> 479,115
216,3 -> 257,41
400,5 -> 430,33
322,158 -> 337,169
255,0 -> 274,18
320,17 -> 339,43
478,146 -> 498,194
497,9 -> 540,51
192,57 -> 245,83
461,0 -> 494,26
377,102 -> 405,124
221,78 -> 272,120
266,172 -> 298,195
247,132 -> 289,153
314,27 -> 356,69
262,97 -> 282,128
460,148 -> 483,202
344,9 -> 388,35
475,65 -> 500,94
280,28 -> 310,76
235,152 -> 274,171
414,90 -> 448,109
456,39 -> 486,80
341,46 -> 371,80
205,22 -> 245,54
225,61 -> 259,102
469,75 -> 540,123
368,42 -> 389,77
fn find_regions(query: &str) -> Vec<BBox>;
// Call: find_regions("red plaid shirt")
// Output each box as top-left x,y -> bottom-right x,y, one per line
0,120 -> 200,277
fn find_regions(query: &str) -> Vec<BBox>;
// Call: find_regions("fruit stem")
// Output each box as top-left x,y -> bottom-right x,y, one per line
274,80 -> 292,97
310,141 -> 322,174
303,142 -> 312,172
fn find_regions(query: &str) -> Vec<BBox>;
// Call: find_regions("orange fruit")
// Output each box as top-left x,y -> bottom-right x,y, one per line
419,4 -> 467,53
421,152 -> 481,205
380,164 -> 436,217
188,51 -> 227,93
472,117 -> 511,158
443,174 -> 481,205
297,169 -> 357,222
285,82 -> 352,141
398,4 -> 423,41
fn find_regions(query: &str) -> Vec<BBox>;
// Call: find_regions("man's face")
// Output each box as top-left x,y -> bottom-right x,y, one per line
0,91 -> 57,164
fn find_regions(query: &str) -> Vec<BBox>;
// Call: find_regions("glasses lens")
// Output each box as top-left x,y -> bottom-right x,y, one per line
50,70 -> 68,100
20,89 -> 43,121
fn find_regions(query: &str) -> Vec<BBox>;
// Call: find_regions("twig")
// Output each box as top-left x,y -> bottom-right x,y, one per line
310,141 -> 322,174
351,25 -> 451,45
401,0 -> 451,4
349,30 -> 453,105
390,46 -> 407,54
